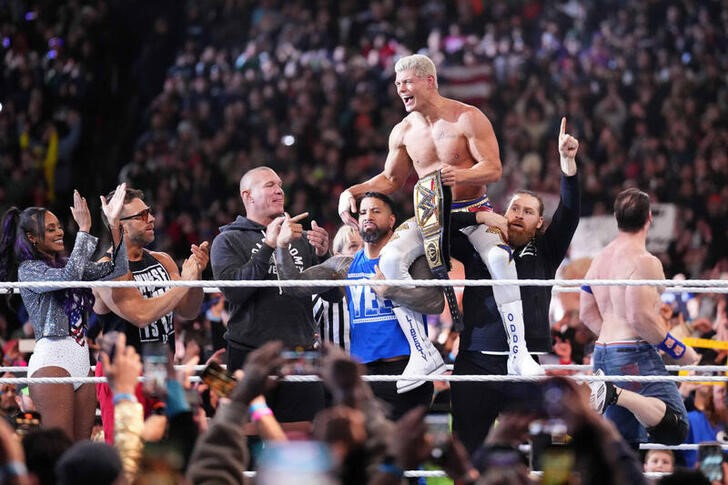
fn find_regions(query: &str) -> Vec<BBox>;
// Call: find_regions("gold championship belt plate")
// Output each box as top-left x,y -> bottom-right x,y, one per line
414,170 -> 463,330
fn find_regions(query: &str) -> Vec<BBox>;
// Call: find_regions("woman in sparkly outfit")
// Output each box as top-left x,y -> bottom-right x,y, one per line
0,185 -> 129,440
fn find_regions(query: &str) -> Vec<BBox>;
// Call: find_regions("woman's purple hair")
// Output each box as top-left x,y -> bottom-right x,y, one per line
0,207 -> 41,281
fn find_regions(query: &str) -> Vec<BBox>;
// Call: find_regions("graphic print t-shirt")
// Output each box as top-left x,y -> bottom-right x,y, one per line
345,250 -> 409,363
100,250 -> 175,354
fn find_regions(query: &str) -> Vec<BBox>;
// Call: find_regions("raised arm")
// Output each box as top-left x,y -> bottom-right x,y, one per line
339,122 -> 413,227
20,190 -> 126,290
19,231 -> 102,292
440,107 -> 502,187
542,117 -> 581,265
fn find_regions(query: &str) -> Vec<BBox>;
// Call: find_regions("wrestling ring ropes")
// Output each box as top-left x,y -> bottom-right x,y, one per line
2,276 -> 728,480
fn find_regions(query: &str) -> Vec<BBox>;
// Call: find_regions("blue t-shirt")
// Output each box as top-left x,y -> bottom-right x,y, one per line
345,249 -> 411,363
682,410 -> 724,468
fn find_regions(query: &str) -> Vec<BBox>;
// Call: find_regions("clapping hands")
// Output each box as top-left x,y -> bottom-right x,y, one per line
100,183 -> 127,228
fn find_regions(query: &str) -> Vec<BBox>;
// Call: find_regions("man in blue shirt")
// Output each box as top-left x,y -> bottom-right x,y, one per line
274,192 -> 445,419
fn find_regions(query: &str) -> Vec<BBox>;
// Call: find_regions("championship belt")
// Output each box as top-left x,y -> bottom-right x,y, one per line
414,170 -> 463,331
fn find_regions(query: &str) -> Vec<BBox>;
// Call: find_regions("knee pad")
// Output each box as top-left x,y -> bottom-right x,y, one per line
647,406 -> 688,445
379,221 -> 423,280
465,226 -> 515,279
484,244 -> 515,279
378,244 -> 410,280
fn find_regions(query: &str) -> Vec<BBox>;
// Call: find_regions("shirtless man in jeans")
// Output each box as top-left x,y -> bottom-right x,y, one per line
339,54 -> 542,382
582,188 -> 700,446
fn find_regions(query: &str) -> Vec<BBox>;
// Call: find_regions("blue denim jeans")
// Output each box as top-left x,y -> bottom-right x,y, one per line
593,341 -> 688,444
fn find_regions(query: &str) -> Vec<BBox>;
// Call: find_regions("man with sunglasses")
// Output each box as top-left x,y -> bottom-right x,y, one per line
92,187 -> 209,443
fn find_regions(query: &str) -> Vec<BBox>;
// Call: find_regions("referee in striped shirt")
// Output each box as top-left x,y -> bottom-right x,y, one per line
313,225 -> 363,351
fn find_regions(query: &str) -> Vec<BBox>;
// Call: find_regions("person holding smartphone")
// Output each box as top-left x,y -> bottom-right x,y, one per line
0,186 -> 129,441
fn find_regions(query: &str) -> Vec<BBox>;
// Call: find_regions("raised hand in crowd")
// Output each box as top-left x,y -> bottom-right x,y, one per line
319,343 -> 371,409
0,418 -> 29,485
99,333 -> 142,396
546,378 -> 646,485
369,406 -> 431,485
230,340 -> 285,405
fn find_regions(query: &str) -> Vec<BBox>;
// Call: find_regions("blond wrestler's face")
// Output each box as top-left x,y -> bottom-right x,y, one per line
395,69 -> 434,113
505,193 -> 543,248
358,197 -> 395,244
120,198 -> 155,247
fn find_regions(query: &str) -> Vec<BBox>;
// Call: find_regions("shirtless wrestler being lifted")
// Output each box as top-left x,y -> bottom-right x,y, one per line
339,54 -> 542,382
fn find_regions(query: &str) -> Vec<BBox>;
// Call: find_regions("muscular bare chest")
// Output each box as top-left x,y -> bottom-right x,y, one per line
403,120 -> 472,176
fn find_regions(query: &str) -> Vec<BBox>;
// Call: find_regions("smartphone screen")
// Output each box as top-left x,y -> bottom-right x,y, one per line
698,442 -> 724,482
280,350 -> 320,376
541,447 -> 575,485
201,361 -> 237,398
142,343 -> 168,398
424,413 -> 451,460
14,411 -> 42,436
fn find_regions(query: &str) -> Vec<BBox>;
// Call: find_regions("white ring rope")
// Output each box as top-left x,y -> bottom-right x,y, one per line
241,470 -> 447,478
4,284 -> 726,294
1,364 -> 724,375
2,278 -> 727,290
1,373 -> 726,385
0,365 -> 214,374
242,469 -> 679,478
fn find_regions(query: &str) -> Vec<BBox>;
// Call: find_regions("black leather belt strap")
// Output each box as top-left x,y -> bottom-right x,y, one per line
414,170 -> 463,332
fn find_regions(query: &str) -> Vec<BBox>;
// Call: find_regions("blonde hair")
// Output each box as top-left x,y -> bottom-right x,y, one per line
394,54 -> 438,88
332,225 -> 362,256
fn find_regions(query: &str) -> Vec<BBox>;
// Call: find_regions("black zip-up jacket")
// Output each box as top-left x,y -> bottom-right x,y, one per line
452,174 -> 581,353
210,215 -> 320,350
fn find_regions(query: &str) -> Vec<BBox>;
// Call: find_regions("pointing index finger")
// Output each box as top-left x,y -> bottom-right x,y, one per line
289,212 -> 309,222
559,117 -> 566,137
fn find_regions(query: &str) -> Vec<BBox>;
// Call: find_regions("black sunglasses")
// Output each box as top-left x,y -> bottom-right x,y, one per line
120,206 -> 153,222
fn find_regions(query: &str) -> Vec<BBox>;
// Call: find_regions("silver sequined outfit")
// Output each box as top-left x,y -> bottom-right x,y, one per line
19,231 -> 128,339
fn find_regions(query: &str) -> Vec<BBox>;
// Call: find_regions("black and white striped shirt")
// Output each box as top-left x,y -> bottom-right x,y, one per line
313,294 -> 350,352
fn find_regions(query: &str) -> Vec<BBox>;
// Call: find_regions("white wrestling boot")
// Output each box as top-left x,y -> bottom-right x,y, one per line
499,300 -> 544,376
394,306 -> 447,394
